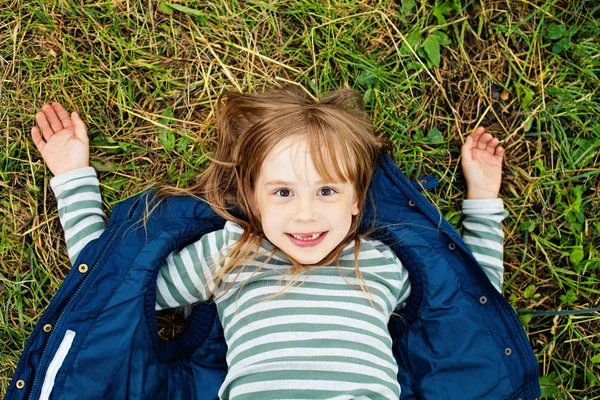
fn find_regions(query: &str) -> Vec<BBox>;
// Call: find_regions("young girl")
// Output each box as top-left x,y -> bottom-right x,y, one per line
32,86 -> 507,399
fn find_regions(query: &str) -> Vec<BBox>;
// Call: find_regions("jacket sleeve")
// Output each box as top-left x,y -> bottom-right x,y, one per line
461,198 -> 509,293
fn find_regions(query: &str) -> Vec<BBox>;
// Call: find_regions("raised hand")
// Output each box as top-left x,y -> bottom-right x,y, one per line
32,102 -> 89,176
460,127 -> 504,200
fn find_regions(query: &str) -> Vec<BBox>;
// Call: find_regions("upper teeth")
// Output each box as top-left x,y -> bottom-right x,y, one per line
291,232 -> 323,240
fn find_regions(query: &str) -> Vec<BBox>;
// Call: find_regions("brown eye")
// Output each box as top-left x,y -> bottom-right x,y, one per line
274,188 -> 291,197
319,187 -> 337,196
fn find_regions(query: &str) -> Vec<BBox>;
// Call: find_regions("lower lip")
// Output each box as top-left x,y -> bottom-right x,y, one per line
287,231 -> 328,247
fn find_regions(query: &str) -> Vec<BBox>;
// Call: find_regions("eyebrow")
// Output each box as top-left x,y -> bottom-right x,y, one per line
264,180 -> 330,187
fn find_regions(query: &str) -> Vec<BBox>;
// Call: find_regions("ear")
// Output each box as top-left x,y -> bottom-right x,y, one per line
351,196 -> 360,216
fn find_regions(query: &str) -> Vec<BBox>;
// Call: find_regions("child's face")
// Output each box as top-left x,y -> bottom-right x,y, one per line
253,137 -> 359,265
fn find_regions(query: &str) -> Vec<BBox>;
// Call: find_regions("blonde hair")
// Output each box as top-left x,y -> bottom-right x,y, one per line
140,85 -> 393,306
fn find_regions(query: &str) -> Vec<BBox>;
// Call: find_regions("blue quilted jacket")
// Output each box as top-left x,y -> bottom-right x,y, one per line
5,153 -> 540,400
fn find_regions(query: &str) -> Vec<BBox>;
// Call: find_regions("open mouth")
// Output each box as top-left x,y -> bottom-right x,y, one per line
286,231 -> 328,246
288,232 -> 325,241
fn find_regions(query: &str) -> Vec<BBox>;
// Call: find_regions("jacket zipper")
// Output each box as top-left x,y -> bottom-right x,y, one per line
27,224 -> 125,400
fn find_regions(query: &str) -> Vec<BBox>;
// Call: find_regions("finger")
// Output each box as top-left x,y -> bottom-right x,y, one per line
461,135 -> 474,160
52,102 -> 73,128
469,127 -> 486,145
495,145 -> 505,159
71,111 -> 88,143
42,103 -> 64,132
31,126 -> 46,153
477,132 -> 494,150
35,110 -> 54,142
487,137 -> 500,154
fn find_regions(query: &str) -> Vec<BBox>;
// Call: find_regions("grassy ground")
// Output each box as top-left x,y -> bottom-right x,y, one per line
1,0 -> 599,398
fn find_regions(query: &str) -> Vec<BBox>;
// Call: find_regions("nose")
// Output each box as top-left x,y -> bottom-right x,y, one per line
293,196 -> 318,222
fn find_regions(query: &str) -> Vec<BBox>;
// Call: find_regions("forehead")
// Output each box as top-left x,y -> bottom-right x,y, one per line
260,137 -> 315,182
259,136 -> 346,185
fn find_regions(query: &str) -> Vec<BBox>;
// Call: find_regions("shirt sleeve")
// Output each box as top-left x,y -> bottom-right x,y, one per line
155,228 -> 228,310
461,198 -> 509,293
370,241 -> 411,312
50,167 -> 107,266
394,255 -> 411,310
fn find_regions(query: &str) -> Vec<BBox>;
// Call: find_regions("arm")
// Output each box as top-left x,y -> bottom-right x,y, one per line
155,228 -> 227,310
461,199 -> 508,292
460,127 -> 507,293
51,170 -> 215,310
33,102 -> 101,264
34,102 -> 212,311
50,168 -> 106,265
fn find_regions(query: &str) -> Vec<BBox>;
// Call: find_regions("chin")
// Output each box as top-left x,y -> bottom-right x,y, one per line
288,252 -> 325,266
302,257 -> 325,266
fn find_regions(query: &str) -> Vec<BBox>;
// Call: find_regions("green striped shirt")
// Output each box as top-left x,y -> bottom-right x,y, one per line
50,167 -> 508,400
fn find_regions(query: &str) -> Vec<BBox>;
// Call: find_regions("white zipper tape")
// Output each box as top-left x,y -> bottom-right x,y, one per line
39,329 -> 76,400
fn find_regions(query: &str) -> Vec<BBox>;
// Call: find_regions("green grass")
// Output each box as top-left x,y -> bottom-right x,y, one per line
1,0 -> 599,398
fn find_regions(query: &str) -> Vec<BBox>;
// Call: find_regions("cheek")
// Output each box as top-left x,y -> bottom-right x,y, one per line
252,192 -> 263,217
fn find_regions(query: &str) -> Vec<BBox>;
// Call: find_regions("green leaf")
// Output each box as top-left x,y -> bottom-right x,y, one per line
518,313 -> 533,327
159,132 -> 176,153
433,31 -> 452,46
433,1 -> 454,25
592,353 -> 600,363
433,8 -> 446,25
523,114 -> 534,132
176,136 -> 193,153
515,83 -> 534,109
401,0 -> 416,13
163,2 -> 204,16
539,373 -> 560,397
437,1 -> 455,15
104,179 -> 126,191
546,23 -> 566,40
523,284 -> 536,300
552,37 -> 571,54
158,2 -> 173,14
422,35 -> 441,68
357,69 -> 378,87
157,107 -> 176,152
89,135 -> 127,154
452,0 -> 462,12
363,88 -> 373,106
571,222 -> 583,233
89,136 -> 115,146
426,127 -> 444,144
159,107 -> 174,127
401,32 -> 421,55
585,367 -> 598,387
195,13 -> 208,26
570,247 -> 584,265
519,220 -> 537,233
560,289 -> 577,306
118,142 -> 131,152
445,211 -> 461,226
90,159 -> 117,172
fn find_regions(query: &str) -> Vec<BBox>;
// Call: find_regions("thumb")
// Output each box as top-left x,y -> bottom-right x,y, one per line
461,135 -> 472,160
71,112 -> 89,143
